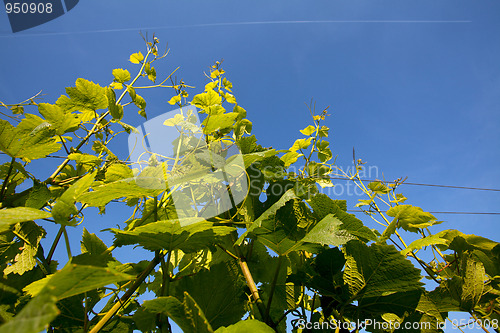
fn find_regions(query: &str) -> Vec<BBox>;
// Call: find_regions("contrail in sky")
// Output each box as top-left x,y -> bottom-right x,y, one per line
0,20 -> 472,38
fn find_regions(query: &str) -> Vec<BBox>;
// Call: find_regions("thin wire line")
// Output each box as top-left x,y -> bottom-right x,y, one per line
328,177 -> 500,192
0,152 -> 499,192
347,210 -> 500,216
0,20 -> 472,38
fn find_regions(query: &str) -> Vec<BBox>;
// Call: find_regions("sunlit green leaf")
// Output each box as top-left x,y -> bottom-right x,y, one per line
132,93 -> 147,118
343,240 -> 423,301
299,125 -> 316,136
168,95 -> 181,105
0,118 -> 60,160
106,87 -> 123,121
0,207 -> 51,232
461,257 -> 485,311
205,81 -> 217,91
11,105 -> 24,114
112,220 -> 236,252
147,67 -> 156,82
81,228 -> 109,256
401,234 -> 449,255
318,125 -> 329,137
0,292 -> 59,333
192,90 -> 222,110
172,261 -> 246,330
144,293 -> 213,333
52,172 -> 95,225
236,188 -> 298,246
56,78 -> 107,112
129,52 -> 144,64
290,138 -> 312,152
110,81 -> 123,90
215,319 -> 274,333
202,112 -> 239,134
68,153 -> 102,167
256,214 -> 354,255
386,205 -> 439,232
308,193 -> 378,242
368,181 -> 391,194
233,105 -> 246,119
79,179 -> 163,207
280,151 -> 302,168
3,240 -> 38,275
25,183 -> 51,209
301,214 -> 355,247
23,263 -> 133,300
38,103 -> 80,135
435,229 -> 500,253
4,221 -> 45,275
112,68 -> 131,83
222,78 -> 233,91
224,92 -> 236,104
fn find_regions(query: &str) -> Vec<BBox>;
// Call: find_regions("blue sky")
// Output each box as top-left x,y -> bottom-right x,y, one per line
1,1 -> 499,331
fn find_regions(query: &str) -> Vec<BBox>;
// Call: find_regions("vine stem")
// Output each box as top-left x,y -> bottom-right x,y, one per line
0,156 -> 15,200
62,227 -> 72,260
265,255 -> 283,322
228,234 -> 269,324
89,252 -> 164,333
238,258 -> 267,319
158,250 -> 172,333
83,292 -> 89,333
46,226 -> 64,264
470,312 -> 489,333
44,44 -> 156,185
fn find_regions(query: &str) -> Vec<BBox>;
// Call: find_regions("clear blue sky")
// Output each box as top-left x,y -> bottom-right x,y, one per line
1,1 -> 499,332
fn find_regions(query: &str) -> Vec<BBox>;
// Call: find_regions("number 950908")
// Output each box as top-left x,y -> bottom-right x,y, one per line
5,2 -> 53,14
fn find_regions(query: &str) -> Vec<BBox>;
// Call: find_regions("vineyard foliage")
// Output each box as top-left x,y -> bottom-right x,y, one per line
0,37 -> 499,333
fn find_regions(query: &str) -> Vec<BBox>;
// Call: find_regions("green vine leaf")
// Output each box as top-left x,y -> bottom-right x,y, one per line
308,193 -> 378,242
461,256 -> 485,311
132,93 -> 147,118
401,234 -> 449,256
81,228 -> 109,256
0,207 -> 51,232
386,205 -> 440,232
129,52 -> 144,64
290,138 -> 312,152
111,220 -> 236,252
112,68 -> 131,83
202,112 -> 239,134
236,188 -> 299,246
0,292 -> 59,333
56,78 -> 108,113
280,151 -> 302,168
367,181 -> 391,194
4,221 -> 45,275
299,125 -> 316,136
38,103 -> 80,135
192,89 -> 222,111
79,179 -> 163,207
215,319 -> 274,332
435,229 -> 500,253
144,293 -> 214,333
52,172 -> 96,225
106,87 -> 123,121
255,214 -> 355,255
343,240 -> 423,301
67,153 -> 102,167
0,117 -> 60,161
171,261 -> 246,330
23,263 -> 133,300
